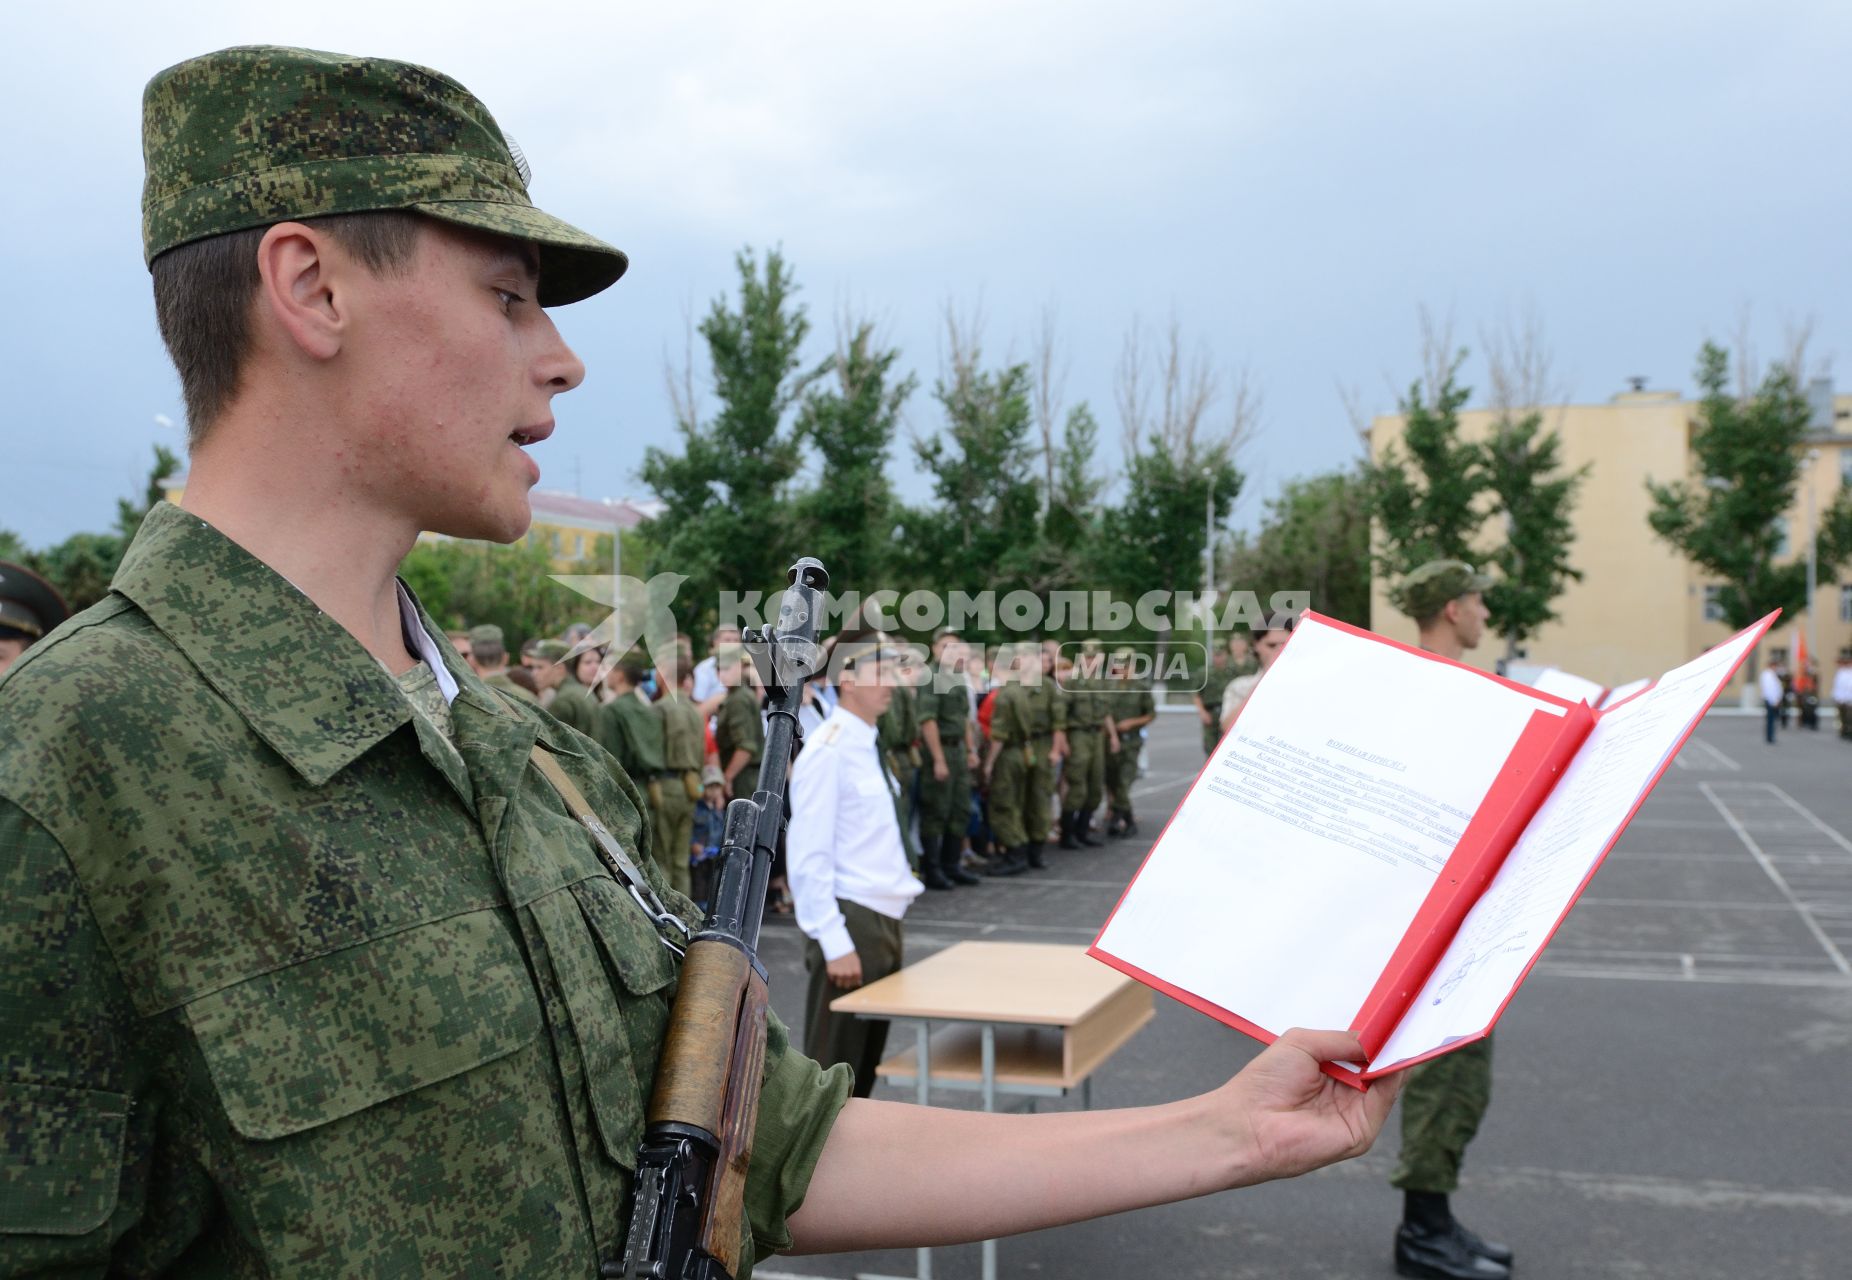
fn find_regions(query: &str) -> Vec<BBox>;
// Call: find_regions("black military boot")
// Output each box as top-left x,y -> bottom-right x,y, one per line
1077,811 -> 1102,847
1057,811 -> 1079,850
917,835 -> 954,890
1026,841 -> 1047,870
943,836 -> 981,886
1394,1192 -> 1510,1279
1120,811 -> 1139,839
988,845 -> 1028,876
1103,808 -> 1125,839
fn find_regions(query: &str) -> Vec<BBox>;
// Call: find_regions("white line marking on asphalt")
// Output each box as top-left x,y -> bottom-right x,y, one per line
1680,953 -> 1696,979
1700,782 -> 1852,976
1130,773 -> 1196,799
1757,783 -> 1852,858
1682,738 -> 1742,771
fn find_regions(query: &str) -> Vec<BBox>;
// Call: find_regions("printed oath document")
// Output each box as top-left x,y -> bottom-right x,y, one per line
1090,610 -> 1778,1084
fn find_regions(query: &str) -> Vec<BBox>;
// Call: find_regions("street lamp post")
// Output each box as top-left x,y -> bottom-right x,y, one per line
1203,467 -> 1215,602
1806,449 -> 1820,689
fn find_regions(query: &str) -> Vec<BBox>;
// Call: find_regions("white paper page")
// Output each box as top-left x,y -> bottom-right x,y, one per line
1530,668 -> 1607,706
1094,618 -> 1565,1037
1600,677 -> 1652,709
1374,626 -> 1762,1069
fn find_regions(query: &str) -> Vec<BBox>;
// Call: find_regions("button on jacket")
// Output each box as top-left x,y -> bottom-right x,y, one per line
786,706 -> 923,962
0,503 -> 848,1278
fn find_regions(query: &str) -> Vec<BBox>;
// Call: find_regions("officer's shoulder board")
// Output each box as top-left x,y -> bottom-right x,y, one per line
814,721 -> 846,749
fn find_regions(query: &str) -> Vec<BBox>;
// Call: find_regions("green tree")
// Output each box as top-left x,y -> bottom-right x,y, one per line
398,532 -> 620,653
1031,403 -> 1106,606
790,323 -> 915,596
898,324 -> 1043,640
640,247 -> 822,635
1482,412 -> 1589,659
22,444 -> 181,611
1097,445 -> 1241,638
1365,355 -> 1485,579
1648,341 -> 1852,676
1223,467 -> 1372,627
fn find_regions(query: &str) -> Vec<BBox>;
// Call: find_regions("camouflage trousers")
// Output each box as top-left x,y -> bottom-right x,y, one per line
1389,1034 -> 1494,1193
1025,736 -> 1056,844
1201,709 -> 1223,757
650,774 -> 694,901
1107,732 -> 1143,811
1066,728 -> 1106,814
918,748 -> 971,840
989,743 -> 1032,849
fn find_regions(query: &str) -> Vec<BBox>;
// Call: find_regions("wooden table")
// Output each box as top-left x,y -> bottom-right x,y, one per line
829,941 -> 1155,1280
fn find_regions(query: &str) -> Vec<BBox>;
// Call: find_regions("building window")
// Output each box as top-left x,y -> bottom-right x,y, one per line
549,531 -> 562,555
1703,585 -> 1726,622
1772,516 -> 1791,558
1841,584 -> 1852,623
1770,646 -> 1789,668
1841,451 -> 1852,487
573,534 -> 584,557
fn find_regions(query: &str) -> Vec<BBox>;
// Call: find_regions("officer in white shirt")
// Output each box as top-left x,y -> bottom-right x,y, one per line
787,628 -> 924,1097
1759,662 -> 1785,745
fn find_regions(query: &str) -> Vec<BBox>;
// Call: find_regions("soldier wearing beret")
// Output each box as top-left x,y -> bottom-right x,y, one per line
1384,560 -> 1513,1280
0,561 -> 70,679
0,43 -> 1397,1277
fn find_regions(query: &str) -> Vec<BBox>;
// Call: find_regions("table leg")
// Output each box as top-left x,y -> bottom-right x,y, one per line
980,1023 -> 996,1280
917,1019 -> 932,1280
1082,1073 -> 1093,1111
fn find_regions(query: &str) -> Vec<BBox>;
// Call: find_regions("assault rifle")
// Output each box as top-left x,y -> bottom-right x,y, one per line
614,556 -> 830,1280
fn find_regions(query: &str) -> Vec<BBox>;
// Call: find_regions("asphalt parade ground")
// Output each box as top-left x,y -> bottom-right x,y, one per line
754,709 -> 1852,1280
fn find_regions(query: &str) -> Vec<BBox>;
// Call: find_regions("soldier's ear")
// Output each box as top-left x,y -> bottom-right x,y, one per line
254,222 -> 346,362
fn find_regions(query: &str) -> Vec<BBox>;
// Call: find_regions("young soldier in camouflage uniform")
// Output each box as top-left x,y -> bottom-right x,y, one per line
470,622 -> 539,703
916,629 -> 981,889
1104,648 -> 1157,838
1019,640 -> 1068,868
652,644 -> 706,900
0,43 -> 1400,1278
875,658 -> 923,870
545,641 -> 604,740
716,645 -> 766,800
981,644 -> 1035,876
1058,638 -> 1116,848
1385,560 -> 1512,1280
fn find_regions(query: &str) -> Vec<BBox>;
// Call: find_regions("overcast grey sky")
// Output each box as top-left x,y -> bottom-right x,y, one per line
6,1 -> 1849,550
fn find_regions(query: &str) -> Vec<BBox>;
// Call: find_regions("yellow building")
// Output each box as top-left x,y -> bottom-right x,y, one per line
1367,380 -> 1852,697
158,474 -> 656,572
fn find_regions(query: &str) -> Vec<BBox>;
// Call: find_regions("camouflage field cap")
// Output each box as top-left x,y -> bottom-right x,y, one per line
533,638 -> 570,663
467,623 -> 505,649
141,46 -> 628,305
1392,559 -> 1495,621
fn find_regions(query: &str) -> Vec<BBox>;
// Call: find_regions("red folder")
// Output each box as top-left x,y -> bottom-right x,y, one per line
1089,610 -> 1779,1087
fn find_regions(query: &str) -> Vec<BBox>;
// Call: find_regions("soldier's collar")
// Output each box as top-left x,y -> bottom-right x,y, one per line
111,503 -> 420,786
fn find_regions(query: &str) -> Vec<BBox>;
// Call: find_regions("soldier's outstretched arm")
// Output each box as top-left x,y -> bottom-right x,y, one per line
784,1028 -> 1400,1254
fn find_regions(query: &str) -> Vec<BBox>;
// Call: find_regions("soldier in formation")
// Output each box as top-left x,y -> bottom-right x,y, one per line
916,628 -> 982,889
1103,647 -> 1157,838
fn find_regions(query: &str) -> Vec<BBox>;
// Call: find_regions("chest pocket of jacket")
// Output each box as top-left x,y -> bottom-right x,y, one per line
526,873 -> 678,1172
182,907 -> 551,1273
0,1080 -> 128,1237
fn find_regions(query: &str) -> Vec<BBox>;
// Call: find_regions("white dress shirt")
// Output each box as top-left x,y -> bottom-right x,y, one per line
1760,667 -> 1784,707
691,655 -> 723,704
1833,667 -> 1852,703
786,703 -> 923,961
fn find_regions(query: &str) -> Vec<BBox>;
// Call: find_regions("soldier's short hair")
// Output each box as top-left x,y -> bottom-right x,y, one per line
152,212 -> 424,446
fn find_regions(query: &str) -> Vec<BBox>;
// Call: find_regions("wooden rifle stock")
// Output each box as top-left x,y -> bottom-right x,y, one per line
615,557 -> 827,1280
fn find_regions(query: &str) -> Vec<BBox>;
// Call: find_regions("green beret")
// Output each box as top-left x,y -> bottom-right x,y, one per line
1392,560 -> 1495,621
141,46 -> 627,306
467,623 -> 504,649
0,561 -> 70,642
534,638 -> 570,662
